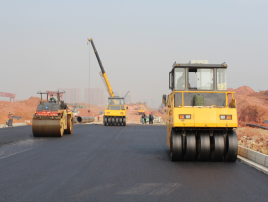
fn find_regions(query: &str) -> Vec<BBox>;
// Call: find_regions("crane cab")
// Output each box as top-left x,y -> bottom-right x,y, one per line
163,61 -> 238,162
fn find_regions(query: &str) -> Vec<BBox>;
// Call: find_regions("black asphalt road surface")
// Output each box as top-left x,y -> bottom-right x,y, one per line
0,124 -> 268,202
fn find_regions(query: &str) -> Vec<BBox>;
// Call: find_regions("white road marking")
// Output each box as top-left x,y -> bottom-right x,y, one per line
0,148 -> 32,160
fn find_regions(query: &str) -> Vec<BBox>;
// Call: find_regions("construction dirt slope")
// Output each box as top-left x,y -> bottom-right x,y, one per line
228,86 -> 268,154
0,97 -> 41,125
126,104 -> 163,123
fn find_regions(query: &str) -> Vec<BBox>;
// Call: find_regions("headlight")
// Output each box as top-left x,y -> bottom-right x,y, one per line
179,114 -> 191,119
220,115 -> 232,120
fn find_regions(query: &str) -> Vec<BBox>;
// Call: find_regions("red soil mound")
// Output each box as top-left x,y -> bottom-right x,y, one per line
234,86 -> 255,95
0,97 -> 40,125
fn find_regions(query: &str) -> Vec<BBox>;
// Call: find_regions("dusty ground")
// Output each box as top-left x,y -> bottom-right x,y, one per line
236,127 -> 268,155
0,97 -> 40,125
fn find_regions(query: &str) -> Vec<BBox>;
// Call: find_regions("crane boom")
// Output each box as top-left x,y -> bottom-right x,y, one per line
87,38 -> 114,97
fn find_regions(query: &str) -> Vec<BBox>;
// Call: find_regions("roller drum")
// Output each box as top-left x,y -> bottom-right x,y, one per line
32,119 -> 63,137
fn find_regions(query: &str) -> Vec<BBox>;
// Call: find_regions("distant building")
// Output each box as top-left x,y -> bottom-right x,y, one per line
85,87 -> 105,105
57,87 -> 81,104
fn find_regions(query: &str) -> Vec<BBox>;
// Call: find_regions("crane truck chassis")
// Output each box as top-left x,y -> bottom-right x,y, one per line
163,61 -> 238,162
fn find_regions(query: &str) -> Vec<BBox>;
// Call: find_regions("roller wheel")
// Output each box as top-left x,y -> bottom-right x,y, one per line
184,132 -> 196,161
64,115 -> 73,134
115,118 -> 119,126
123,117 -> 126,126
170,130 -> 183,161
118,118 -> 122,125
224,130 -> 238,162
210,132 -> 224,161
32,119 -> 64,137
104,117 -> 108,126
111,117 -> 115,126
197,132 -> 210,161
59,122 -> 64,137
103,116 -> 106,125
107,117 -> 111,126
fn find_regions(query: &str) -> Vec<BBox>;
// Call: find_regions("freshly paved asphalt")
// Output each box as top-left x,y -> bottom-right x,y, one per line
0,124 -> 268,202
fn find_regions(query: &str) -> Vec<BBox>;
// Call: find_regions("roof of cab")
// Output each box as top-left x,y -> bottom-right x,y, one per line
172,62 -> 227,68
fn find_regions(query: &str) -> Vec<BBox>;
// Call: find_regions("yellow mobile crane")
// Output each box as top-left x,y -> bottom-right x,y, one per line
88,38 -> 128,126
163,60 -> 238,162
137,102 -> 145,114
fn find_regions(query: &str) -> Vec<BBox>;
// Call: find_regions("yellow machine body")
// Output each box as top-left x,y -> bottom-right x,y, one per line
137,102 -> 145,114
105,105 -> 128,117
163,61 -> 238,162
165,91 -> 237,148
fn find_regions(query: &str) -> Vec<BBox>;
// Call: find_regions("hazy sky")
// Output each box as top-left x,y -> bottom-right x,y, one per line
0,0 -> 267,104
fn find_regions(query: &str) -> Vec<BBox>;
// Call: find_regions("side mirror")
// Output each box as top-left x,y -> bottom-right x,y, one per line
126,106 -> 128,110
162,94 -> 166,106
88,110 -> 90,113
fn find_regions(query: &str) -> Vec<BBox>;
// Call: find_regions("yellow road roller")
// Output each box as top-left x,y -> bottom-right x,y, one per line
163,60 -> 238,162
32,91 -> 73,137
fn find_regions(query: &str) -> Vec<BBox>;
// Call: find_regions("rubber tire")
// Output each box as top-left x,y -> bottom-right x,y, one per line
64,115 -> 73,134
210,132 -> 224,162
118,118 -> 122,125
170,130 -> 183,161
115,118 -> 119,126
111,117 -> 115,126
103,116 -> 106,126
123,117 -> 126,126
184,132 -> 196,161
107,117 -> 111,126
197,132 -> 210,161
224,130 -> 238,162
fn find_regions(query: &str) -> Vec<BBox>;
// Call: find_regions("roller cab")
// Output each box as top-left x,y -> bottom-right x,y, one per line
163,60 -> 238,162
103,97 -> 127,126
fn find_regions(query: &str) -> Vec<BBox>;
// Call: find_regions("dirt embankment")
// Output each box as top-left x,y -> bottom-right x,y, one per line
126,103 -> 164,123
75,104 -> 105,117
0,97 -> 41,125
236,127 -> 268,155
228,86 -> 268,154
230,86 -> 268,125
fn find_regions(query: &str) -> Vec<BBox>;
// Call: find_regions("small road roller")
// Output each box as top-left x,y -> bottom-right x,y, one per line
32,91 -> 73,137
163,60 -> 238,162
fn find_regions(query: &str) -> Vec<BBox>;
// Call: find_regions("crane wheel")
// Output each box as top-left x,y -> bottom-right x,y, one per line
224,130 -> 238,162
170,130 -> 183,161
197,132 -> 210,161
123,117 -> 126,126
108,117 -> 111,126
111,117 -> 115,126
64,115 -> 73,134
210,132 -> 224,161
183,131 -> 196,161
